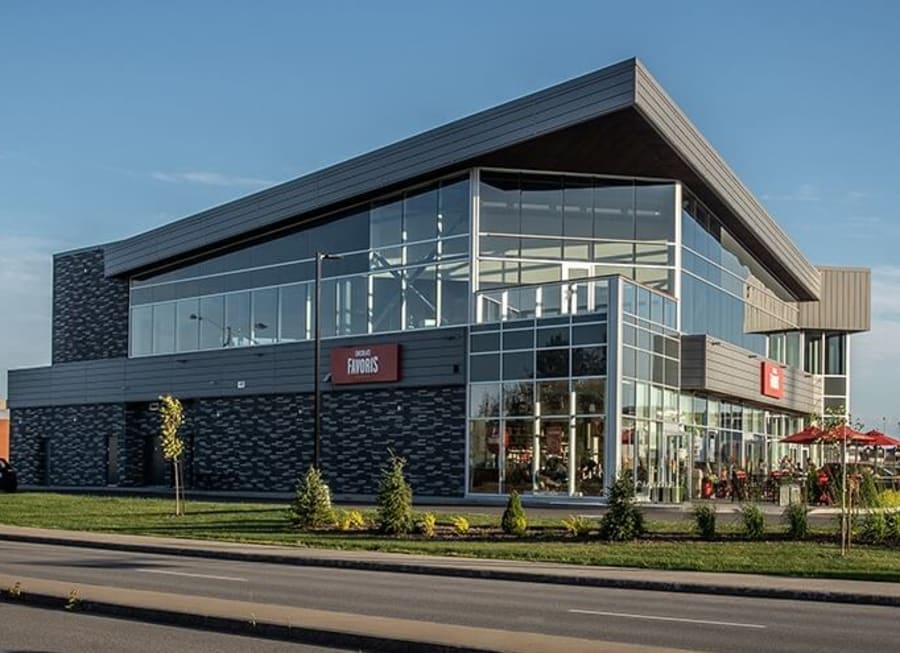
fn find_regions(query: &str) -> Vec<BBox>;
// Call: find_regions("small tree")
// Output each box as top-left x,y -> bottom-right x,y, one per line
377,451 -> 413,535
501,490 -> 528,536
290,466 -> 335,528
599,475 -> 645,541
159,394 -> 185,516
692,503 -> 717,541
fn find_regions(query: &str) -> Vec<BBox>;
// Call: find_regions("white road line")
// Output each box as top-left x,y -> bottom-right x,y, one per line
568,609 -> 766,629
135,568 -> 247,582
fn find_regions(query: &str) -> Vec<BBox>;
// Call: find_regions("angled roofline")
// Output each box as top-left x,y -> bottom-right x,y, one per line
631,60 -> 820,299
101,58 -> 821,300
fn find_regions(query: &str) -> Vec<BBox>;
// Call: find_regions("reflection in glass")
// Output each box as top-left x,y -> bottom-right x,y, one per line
470,383 -> 501,418
153,303 -> 175,354
536,419 -> 568,493
503,381 -> 534,416
252,288 -> 278,345
574,378 -> 604,414
278,284 -> 307,342
504,419 -> 535,494
469,421 -> 500,493
131,306 -> 153,356
198,295 -> 226,349
575,417 -> 604,496
225,292 -> 251,347
537,381 -> 568,415
176,299 -> 200,352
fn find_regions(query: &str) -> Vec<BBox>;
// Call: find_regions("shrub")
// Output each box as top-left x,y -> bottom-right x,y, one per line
417,512 -> 437,538
377,452 -> 414,535
290,466 -> 335,529
886,511 -> 900,544
451,515 -> 470,534
501,491 -> 528,536
336,509 -> 366,531
860,511 -> 889,545
599,475 -> 645,541
859,471 -> 881,508
740,503 -> 765,540
783,502 -> 809,540
692,503 -> 716,541
878,489 -> 900,509
561,515 -> 593,537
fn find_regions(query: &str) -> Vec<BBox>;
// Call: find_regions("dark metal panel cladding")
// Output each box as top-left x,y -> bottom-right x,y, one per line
7,328 -> 467,408
103,60 -> 637,276
632,62 -> 821,301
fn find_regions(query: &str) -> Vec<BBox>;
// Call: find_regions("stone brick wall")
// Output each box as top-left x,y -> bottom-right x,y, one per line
10,404 -> 123,486
321,386 -> 466,497
10,384 -> 467,496
52,248 -> 129,364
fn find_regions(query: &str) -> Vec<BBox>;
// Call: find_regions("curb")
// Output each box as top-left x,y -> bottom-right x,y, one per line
2,531 -> 898,608
0,589 -> 491,653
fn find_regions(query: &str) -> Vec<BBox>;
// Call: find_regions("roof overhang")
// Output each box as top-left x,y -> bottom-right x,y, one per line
102,58 -> 821,300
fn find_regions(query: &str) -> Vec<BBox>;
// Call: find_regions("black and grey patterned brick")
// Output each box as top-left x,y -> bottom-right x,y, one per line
10,386 -> 466,496
52,249 -> 129,364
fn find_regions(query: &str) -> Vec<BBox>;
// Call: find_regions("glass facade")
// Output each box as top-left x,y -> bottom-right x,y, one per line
129,175 -> 470,356
469,276 -> 610,496
123,165 -> 857,503
681,190 -> 798,354
478,171 -> 677,298
619,280 -> 682,502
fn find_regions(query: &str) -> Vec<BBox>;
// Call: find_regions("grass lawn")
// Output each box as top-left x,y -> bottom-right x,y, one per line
1,493 -> 898,582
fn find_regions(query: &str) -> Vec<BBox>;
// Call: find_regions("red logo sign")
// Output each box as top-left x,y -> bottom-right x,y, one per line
761,361 -> 784,399
330,344 -> 401,385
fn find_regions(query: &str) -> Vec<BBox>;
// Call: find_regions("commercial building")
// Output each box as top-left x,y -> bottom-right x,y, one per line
8,59 -> 870,501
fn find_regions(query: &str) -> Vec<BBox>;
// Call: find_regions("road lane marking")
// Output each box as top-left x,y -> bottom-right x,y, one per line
135,568 -> 247,582
568,609 -> 766,629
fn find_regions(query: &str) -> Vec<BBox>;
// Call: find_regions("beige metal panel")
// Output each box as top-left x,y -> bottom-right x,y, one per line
797,267 -> 870,333
681,335 -> 822,414
632,62 -> 821,301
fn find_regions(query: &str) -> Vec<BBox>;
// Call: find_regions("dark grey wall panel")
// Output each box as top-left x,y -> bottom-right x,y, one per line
103,61 -> 637,276
681,335 -> 822,414
8,327 -> 467,408
632,63 -> 820,301
52,249 -> 129,363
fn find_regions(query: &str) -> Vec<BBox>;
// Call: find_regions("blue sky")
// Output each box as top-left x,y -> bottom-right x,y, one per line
1,1 -> 898,428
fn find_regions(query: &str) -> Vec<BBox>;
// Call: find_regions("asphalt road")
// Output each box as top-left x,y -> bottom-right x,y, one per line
0,602 -> 350,653
1,540 -> 897,653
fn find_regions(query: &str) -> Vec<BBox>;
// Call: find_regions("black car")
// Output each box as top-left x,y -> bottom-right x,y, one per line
0,458 -> 17,492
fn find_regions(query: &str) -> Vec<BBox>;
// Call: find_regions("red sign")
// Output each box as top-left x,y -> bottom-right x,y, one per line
330,344 -> 401,385
761,361 -> 784,399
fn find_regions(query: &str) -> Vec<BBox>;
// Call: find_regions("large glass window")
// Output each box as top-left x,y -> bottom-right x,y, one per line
479,172 -> 676,297
129,174 -> 470,356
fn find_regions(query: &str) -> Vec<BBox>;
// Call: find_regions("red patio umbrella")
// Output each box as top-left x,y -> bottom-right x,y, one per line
864,429 -> 900,447
780,425 -> 826,444
822,424 -> 875,444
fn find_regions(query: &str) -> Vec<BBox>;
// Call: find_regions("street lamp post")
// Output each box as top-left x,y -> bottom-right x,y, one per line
313,252 -> 341,470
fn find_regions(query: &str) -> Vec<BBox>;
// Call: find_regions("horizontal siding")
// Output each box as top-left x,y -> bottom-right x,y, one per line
9,328 -> 467,408
797,267 -> 871,332
681,335 -> 821,414
632,63 -> 820,301
104,63 -> 636,276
